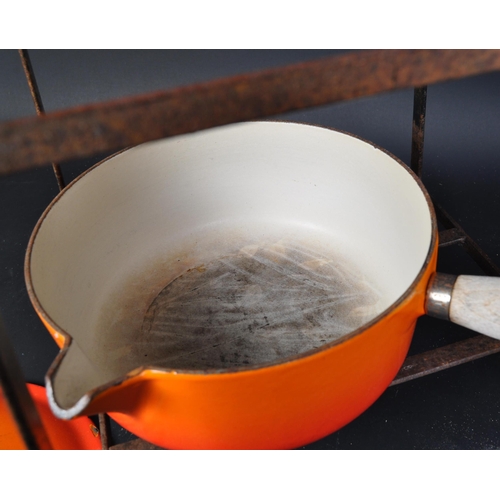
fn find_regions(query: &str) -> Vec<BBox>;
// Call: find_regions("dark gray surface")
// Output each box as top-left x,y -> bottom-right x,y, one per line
1,49 -> 500,449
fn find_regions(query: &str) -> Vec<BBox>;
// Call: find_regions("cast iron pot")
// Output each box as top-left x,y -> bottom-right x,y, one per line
25,121 -> 500,449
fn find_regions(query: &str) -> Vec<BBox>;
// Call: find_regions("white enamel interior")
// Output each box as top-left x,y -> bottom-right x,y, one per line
28,121 -> 433,411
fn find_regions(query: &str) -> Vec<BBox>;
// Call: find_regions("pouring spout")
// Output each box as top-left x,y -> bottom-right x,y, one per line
45,376 -> 91,420
45,337 -> 146,419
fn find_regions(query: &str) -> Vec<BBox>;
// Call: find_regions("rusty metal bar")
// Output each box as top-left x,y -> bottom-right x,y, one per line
410,86 -> 427,177
2,50 -> 500,176
98,413 -> 111,450
18,50 -> 44,116
438,228 -> 466,247
109,438 -> 164,450
0,316 -> 52,449
18,49 -> 65,190
391,335 -> 500,385
435,203 -> 500,277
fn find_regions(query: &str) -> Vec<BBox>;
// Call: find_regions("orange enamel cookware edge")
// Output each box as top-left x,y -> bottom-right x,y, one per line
25,121 -> 500,449
39,235 -> 437,450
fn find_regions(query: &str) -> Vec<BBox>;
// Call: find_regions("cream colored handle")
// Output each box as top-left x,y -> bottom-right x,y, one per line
449,275 -> 500,340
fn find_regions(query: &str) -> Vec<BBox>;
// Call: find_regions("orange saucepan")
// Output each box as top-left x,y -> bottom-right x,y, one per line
25,121 -> 500,449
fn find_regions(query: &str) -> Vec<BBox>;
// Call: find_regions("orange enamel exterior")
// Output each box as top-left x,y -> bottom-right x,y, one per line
37,237 -> 438,450
28,384 -> 101,450
0,384 -> 101,450
0,389 -> 27,449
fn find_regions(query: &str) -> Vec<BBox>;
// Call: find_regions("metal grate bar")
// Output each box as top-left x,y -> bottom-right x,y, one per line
98,413 -> 111,450
438,228 -> 466,247
435,203 -> 500,277
2,50 -> 500,176
392,335 -> 500,385
0,317 -> 52,449
110,438 -> 164,450
18,49 -> 65,190
410,86 -> 427,177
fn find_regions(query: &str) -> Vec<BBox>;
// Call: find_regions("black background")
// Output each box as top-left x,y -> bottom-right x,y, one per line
1,49 -> 500,449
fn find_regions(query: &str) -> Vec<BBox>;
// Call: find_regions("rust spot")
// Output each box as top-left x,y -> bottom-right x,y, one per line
90,424 -> 100,438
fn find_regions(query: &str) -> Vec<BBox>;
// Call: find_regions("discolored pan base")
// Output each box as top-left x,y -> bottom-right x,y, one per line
140,242 -> 383,370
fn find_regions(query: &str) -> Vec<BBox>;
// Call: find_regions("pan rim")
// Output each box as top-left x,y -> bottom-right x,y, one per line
25,120 -> 437,405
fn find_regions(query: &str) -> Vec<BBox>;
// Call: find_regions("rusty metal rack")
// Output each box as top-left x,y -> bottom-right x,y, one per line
1,49 -> 500,449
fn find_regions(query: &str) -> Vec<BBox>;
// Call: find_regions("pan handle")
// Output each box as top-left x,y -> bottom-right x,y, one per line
426,273 -> 500,340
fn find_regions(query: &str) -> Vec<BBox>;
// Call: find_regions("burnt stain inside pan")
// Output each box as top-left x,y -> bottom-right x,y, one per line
140,243 -> 382,370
